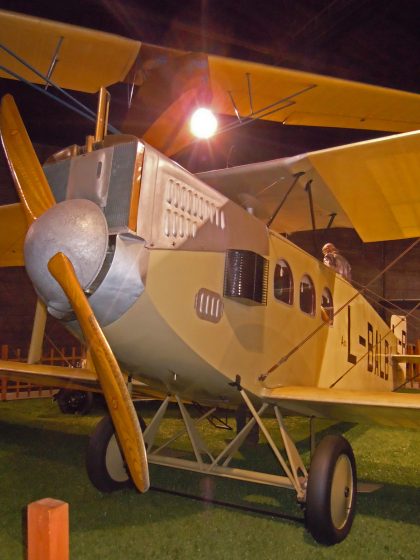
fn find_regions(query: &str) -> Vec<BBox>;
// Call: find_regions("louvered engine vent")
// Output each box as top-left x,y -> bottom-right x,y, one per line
223,249 -> 268,305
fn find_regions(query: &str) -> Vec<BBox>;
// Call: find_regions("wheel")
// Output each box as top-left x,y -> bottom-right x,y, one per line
55,389 -> 93,415
305,435 -> 357,545
86,414 -> 147,492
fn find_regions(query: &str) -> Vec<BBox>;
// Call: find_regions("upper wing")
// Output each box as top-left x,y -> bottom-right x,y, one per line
198,129 -> 420,242
264,385 -> 420,429
205,55 -> 420,133
0,10 -> 140,93
2,10 -> 420,156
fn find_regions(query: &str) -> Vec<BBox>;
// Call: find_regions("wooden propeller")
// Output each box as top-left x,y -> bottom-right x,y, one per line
0,94 -> 149,492
48,253 -> 149,492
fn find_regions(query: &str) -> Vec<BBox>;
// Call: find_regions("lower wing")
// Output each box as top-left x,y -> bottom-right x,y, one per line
0,359 -> 100,392
264,386 -> 420,429
0,359 -> 162,400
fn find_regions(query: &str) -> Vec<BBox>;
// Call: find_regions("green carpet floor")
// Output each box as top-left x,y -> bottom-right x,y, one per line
0,398 -> 419,559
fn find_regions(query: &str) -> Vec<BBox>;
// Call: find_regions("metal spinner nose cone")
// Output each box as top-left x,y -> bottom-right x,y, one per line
24,199 -> 108,314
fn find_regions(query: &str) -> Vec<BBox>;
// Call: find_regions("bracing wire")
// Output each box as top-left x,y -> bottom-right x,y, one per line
0,44 -> 120,134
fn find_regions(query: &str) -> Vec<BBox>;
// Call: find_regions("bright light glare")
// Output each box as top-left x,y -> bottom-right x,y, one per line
190,108 -> 218,139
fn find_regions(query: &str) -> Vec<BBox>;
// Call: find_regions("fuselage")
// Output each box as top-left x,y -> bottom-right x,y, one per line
100,232 -> 400,405
41,136 -> 402,406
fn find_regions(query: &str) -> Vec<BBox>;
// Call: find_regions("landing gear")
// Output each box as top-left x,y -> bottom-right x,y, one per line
305,435 -> 357,545
86,414 -> 146,492
235,404 -> 259,445
55,389 -> 93,415
84,395 -> 357,545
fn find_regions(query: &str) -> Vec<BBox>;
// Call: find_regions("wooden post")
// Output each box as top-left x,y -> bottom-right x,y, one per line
27,498 -> 69,560
417,340 -> 420,388
1,344 -> 8,401
407,344 -> 414,387
16,348 -> 21,398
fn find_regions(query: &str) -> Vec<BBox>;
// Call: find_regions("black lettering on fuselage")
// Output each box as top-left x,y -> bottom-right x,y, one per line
347,307 -> 389,381
367,322 -> 374,372
384,339 -> 389,380
347,306 -> 357,365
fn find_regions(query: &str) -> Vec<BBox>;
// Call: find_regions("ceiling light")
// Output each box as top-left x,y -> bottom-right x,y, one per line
190,108 -> 218,139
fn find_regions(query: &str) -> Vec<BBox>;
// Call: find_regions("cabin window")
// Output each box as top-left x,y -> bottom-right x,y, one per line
321,287 -> 334,324
274,260 -> 293,305
299,275 -> 315,316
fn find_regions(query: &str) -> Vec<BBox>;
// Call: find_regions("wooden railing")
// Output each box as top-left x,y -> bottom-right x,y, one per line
1,344 -> 85,401
1,338 -> 419,401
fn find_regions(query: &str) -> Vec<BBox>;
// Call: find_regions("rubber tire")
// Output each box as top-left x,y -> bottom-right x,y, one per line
55,389 -> 93,415
305,435 -> 357,545
86,414 -> 147,493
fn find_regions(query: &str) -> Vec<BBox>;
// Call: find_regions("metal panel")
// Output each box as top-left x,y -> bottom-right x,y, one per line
44,139 -> 141,235
44,159 -> 70,203
137,143 -> 269,254
67,147 -> 113,207
195,288 -> 224,323
104,141 -> 138,233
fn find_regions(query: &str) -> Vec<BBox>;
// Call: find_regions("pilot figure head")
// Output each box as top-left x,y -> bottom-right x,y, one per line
322,242 -> 337,256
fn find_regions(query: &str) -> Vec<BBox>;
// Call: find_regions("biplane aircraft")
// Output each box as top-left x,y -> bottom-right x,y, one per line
1,9 -> 420,546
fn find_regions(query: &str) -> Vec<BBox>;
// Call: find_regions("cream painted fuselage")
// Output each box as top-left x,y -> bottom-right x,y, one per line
100,234 -> 399,406
65,141 -> 401,407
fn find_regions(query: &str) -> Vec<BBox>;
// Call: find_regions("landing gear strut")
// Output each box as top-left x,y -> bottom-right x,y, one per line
84,394 -> 357,544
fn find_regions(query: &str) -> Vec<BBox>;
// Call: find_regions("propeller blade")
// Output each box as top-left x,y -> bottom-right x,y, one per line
48,252 -> 150,493
0,94 -> 55,225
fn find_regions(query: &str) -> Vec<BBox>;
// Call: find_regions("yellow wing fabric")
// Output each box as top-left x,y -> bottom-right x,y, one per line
307,130 -> 420,241
128,52 -> 420,155
0,203 -> 25,266
0,10 -> 140,93
264,386 -> 420,429
207,55 -> 420,133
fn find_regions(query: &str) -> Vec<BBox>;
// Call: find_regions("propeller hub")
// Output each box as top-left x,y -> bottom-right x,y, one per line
24,199 -> 108,316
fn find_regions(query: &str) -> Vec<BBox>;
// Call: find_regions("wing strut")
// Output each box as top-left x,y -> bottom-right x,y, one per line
326,212 -> 337,229
304,179 -> 319,253
266,171 -> 305,228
